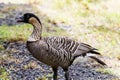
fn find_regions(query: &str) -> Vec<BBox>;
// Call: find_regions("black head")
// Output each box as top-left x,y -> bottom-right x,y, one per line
17,13 -> 41,24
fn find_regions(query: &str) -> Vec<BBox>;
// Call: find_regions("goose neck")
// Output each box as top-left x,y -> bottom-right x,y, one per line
28,17 -> 42,41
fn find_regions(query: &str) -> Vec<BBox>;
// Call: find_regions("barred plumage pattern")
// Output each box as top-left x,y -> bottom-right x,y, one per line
27,36 -> 104,69
18,13 -> 106,80
44,37 -> 79,67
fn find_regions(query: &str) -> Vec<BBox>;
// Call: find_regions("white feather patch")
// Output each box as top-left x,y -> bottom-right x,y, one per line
28,37 -> 38,41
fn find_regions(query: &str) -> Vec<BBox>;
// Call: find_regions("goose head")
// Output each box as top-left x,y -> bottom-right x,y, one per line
17,13 -> 41,24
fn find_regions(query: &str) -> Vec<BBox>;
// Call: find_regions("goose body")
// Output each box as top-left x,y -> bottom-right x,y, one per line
27,37 -> 78,68
17,13 -> 106,80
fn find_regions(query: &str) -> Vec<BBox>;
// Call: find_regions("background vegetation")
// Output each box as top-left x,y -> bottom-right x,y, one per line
1,0 -> 120,58
0,0 -> 120,79
38,0 -> 120,58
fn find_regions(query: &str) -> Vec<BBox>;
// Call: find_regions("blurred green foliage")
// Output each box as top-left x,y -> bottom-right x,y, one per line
0,67 -> 9,80
39,0 -> 120,58
0,24 -> 68,42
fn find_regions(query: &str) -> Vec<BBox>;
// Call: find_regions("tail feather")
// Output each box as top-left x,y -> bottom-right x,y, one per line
89,50 -> 101,55
89,56 -> 106,65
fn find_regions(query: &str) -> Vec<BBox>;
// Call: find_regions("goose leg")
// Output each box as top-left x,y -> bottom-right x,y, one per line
52,67 -> 58,80
64,68 -> 70,80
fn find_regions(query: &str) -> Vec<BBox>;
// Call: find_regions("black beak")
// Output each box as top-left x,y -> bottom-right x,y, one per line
16,16 -> 24,22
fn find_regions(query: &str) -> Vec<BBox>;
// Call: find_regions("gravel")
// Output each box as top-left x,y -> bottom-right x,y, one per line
0,41 -> 119,80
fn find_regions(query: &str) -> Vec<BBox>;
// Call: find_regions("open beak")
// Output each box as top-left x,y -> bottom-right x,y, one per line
16,16 -> 24,22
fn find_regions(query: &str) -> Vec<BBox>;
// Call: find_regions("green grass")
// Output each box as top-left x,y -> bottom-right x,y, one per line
0,23 -> 68,42
0,24 -> 32,42
96,68 -> 120,78
0,67 -> 9,80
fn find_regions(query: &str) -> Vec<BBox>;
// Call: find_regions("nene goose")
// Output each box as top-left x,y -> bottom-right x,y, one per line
17,13 -> 106,80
